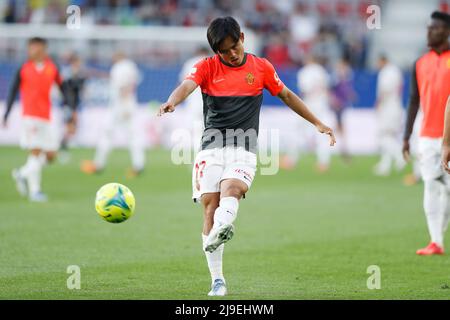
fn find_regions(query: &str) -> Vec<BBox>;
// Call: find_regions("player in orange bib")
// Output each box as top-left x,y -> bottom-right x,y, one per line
158,17 -> 336,296
2,37 -> 75,202
403,11 -> 450,255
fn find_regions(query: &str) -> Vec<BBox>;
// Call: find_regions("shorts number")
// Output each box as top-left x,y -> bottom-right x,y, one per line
195,160 -> 206,191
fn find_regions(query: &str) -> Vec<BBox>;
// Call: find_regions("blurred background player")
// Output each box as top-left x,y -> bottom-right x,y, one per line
2,37 -> 74,202
373,54 -> 405,176
403,110 -> 423,186
280,54 -> 332,172
330,56 -> 355,162
59,53 -> 86,163
403,11 -> 450,255
178,47 -> 210,152
81,52 -> 145,178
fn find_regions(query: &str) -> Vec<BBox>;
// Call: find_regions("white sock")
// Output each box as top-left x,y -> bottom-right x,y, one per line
130,142 -> 145,171
202,234 -> 224,284
20,154 -> 43,195
94,135 -> 112,170
213,197 -> 239,227
424,179 -> 445,247
19,155 -> 35,177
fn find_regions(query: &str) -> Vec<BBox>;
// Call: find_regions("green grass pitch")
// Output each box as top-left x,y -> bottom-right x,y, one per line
0,146 -> 449,299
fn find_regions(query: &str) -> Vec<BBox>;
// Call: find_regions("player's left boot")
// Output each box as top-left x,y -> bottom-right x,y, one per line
204,224 -> 234,253
12,169 -> 28,197
126,168 -> 143,179
416,242 -> 444,255
208,279 -> 227,297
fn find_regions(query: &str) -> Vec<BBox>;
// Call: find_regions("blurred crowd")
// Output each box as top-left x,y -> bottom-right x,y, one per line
0,0 -> 390,69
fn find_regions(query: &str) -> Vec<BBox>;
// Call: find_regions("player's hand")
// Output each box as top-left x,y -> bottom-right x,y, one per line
442,144 -> 450,174
157,102 -> 176,117
402,139 -> 410,162
316,123 -> 336,146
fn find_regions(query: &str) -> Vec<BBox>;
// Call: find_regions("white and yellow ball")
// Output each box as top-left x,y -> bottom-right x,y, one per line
95,183 -> 135,223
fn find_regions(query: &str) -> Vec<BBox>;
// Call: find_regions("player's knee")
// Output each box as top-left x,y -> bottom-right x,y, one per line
46,152 -> 57,163
30,149 -> 42,156
221,184 -> 247,199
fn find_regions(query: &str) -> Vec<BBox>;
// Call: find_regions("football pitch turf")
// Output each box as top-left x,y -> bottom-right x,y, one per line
1,146 -> 449,300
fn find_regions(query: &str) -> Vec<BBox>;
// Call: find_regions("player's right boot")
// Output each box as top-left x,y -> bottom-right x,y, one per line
204,224 -> 234,253
416,242 -> 444,255
12,169 -> 28,197
29,192 -> 48,203
208,279 -> 227,296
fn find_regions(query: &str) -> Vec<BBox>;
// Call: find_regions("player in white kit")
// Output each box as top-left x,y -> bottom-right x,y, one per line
81,53 -> 145,177
281,55 -> 333,172
373,54 -> 405,176
178,47 -> 210,152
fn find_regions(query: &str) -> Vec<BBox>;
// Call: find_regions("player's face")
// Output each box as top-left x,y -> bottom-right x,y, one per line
427,19 -> 449,48
217,33 -> 245,66
28,43 -> 46,61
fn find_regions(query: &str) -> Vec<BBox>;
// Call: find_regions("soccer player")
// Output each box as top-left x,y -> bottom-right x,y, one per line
373,54 -> 405,176
178,47 -> 210,152
403,11 -> 450,255
81,52 -> 145,178
280,54 -> 332,171
2,37 -> 75,202
59,53 -> 86,162
330,57 -> 355,163
157,17 -> 335,296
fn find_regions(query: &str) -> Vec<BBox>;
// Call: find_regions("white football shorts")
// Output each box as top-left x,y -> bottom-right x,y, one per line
20,116 -> 59,152
417,137 -> 449,183
192,146 -> 257,203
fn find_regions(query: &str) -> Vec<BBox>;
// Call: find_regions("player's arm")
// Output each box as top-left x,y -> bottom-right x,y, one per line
277,86 -> 336,146
157,79 -> 198,116
402,62 -> 420,162
3,68 -> 21,127
442,96 -> 450,173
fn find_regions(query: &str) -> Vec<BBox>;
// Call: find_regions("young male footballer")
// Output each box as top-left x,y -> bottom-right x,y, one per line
3,37 -> 75,202
403,11 -> 450,255
158,17 -> 336,296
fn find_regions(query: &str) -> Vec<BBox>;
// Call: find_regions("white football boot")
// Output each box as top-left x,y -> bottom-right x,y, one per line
208,279 -> 227,296
204,224 -> 234,253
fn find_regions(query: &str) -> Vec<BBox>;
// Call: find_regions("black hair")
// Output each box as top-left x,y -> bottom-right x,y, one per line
378,53 -> 388,61
207,16 -> 241,53
431,11 -> 450,28
28,37 -> 47,45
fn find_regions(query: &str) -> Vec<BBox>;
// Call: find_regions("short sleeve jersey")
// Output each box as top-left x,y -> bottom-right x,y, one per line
185,53 -> 284,153
414,49 -> 450,138
19,58 -> 62,120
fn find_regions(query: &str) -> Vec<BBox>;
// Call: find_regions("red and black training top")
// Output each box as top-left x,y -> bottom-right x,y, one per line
185,53 -> 285,153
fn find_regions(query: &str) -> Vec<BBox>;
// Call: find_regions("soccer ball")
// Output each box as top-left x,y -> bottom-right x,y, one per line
95,183 -> 136,223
